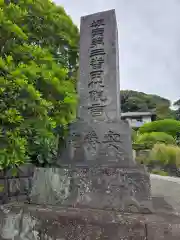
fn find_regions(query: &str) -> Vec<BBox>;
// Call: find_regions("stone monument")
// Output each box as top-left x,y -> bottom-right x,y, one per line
61,9 -> 134,167
31,9 -> 153,213
1,10 -> 180,240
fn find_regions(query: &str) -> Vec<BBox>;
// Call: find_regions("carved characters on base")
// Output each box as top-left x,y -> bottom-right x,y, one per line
69,132 -> 85,163
84,130 -> 100,160
101,130 -> 125,162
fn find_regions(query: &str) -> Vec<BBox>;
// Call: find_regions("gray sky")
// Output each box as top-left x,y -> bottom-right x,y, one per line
54,0 -> 180,103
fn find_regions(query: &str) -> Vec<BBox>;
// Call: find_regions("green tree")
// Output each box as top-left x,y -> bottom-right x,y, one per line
156,103 -> 175,120
0,0 -> 79,169
174,99 -> 180,121
120,90 -> 171,114
139,119 -> 180,138
120,90 -> 176,120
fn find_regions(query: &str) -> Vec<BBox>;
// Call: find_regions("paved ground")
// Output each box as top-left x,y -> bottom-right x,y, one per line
150,174 -> 180,214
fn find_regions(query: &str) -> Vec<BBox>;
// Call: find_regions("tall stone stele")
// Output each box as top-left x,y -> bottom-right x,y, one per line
32,10 -> 153,213
61,9 -> 134,167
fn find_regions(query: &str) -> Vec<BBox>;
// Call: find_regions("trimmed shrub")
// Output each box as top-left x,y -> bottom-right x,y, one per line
139,119 -> 180,137
135,132 -> 176,148
133,143 -> 151,151
149,143 -> 180,167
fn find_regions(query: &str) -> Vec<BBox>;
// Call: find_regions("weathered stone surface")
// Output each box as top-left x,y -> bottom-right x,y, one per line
30,167 -> 152,213
1,167 -> 179,216
78,9 -> 120,122
57,9 -> 152,212
1,203 -> 180,240
30,168 -> 71,206
59,9 -> 132,167
30,168 -> 180,216
0,203 -> 147,240
60,119 -> 135,167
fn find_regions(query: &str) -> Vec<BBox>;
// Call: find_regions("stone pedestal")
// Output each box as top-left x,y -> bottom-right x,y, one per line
56,9 -> 153,215
0,203 -> 148,240
30,167 -> 153,213
1,203 -> 180,240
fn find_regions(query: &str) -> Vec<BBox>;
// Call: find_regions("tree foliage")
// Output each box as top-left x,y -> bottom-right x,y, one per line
0,0 -> 79,169
174,99 -> 180,121
155,103 -> 175,120
135,132 -> 176,148
121,90 -> 171,112
149,143 -> 180,167
151,169 -> 169,176
139,119 -> 180,138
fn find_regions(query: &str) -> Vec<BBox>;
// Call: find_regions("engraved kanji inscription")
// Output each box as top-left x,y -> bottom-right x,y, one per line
88,78 -> 104,88
90,19 -> 105,28
68,132 -> 85,162
84,130 -> 100,158
103,130 -> 121,143
91,36 -> 104,48
90,70 -> 103,79
89,90 -> 103,101
84,130 -> 100,143
102,131 -> 124,159
90,56 -> 104,70
88,16 -> 107,118
90,48 -> 105,57
69,132 -> 82,148
91,28 -> 104,39
88,103 -> 105,117
88,70 -> 104,88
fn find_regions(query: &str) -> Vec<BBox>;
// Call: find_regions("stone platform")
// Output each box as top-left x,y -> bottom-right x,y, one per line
0,203 -> 180,240
30,167 -> 152,213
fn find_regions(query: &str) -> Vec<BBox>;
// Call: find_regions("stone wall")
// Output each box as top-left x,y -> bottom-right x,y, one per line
0,166 -> 180,239
0,203 -> 180,240
0,165 -> 179,214
0,165 -> 34,204
0,203 -> 148,240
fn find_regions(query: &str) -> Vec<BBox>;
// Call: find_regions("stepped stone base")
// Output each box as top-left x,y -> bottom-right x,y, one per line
30,167 -> 153,213
0,203 -> 180,240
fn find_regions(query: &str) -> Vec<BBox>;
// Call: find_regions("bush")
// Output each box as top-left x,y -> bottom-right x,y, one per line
135,154 -> 149,165
149,143 -> 180,167
151,169 -> 169,176
0,1 -> 79,169
139,119 -> 180,137
131,129 -> 137,142
133,143 -> 151,151
135,132 -> 176,149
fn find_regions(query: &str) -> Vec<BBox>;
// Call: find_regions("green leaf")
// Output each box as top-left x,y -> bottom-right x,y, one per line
0,0 -> 79,168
